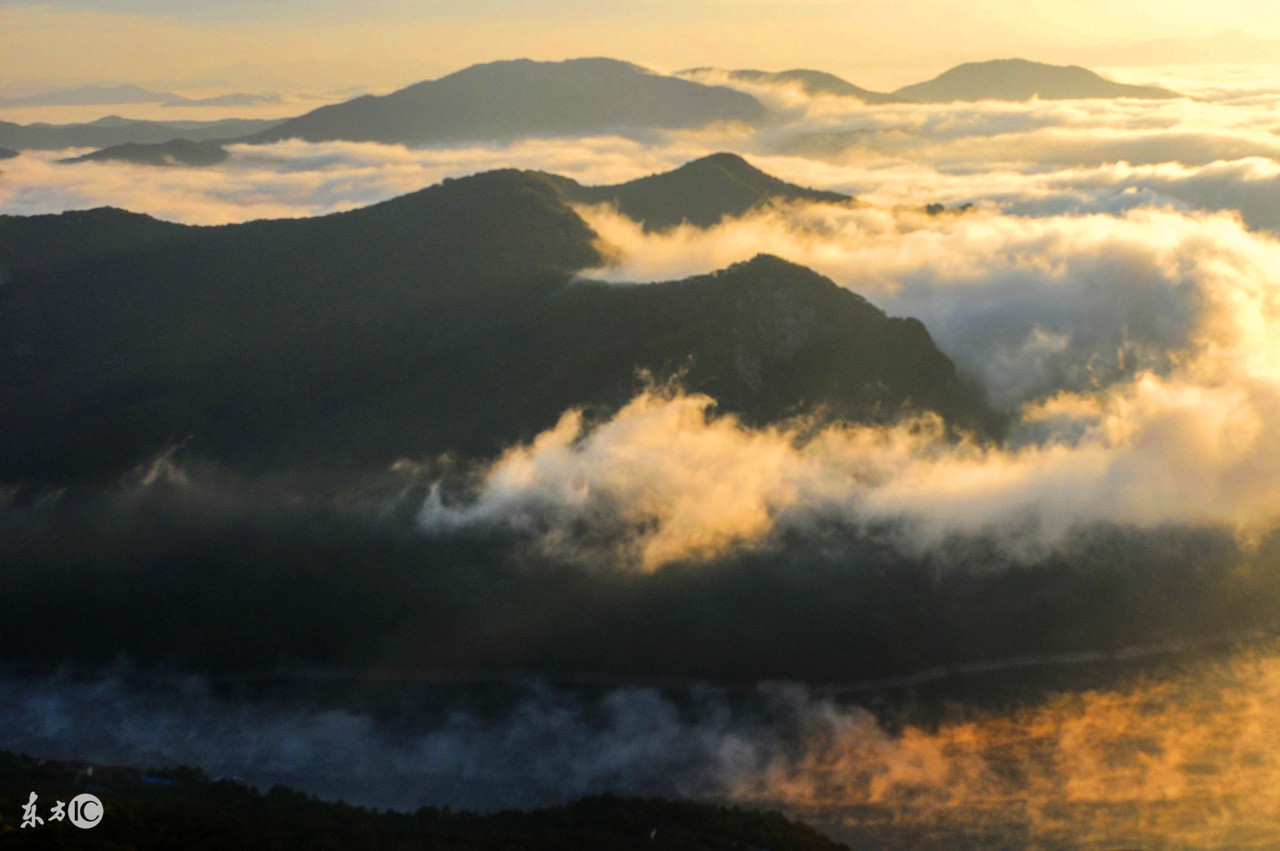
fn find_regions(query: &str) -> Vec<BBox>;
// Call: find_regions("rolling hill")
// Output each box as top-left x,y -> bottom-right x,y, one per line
246,58 -> 764,145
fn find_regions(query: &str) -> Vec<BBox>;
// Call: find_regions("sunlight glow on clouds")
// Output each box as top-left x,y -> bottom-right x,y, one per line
424,203 -> 1280,569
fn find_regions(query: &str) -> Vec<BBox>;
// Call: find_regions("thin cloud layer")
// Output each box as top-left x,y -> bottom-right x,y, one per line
0,136 -> 722,224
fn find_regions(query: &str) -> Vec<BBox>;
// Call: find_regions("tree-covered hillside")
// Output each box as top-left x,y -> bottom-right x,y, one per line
0,157 -> 994,484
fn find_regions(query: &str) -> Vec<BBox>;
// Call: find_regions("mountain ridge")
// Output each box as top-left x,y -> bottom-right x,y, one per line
0,58 -> 1182,154
246,58 -> 764,146
59,138 -> 229,166
681,58 -> 1180,105
892,58 -> 1179,102
544,151 -> 852,230
0,157 -> 994,483
0,116 -> 284,150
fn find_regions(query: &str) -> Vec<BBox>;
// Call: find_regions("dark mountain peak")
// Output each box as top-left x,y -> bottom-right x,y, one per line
559,251 -> 986,432
720,252 -> 835,282
249,58 -> 763,146
667,151 -> 784,185
712,253 -> 884,317
686,150 -> 754,170
60,138 -> 228,167
87,115 -> 134,126
549,152 -> 851,231
892,58 -> 1180,102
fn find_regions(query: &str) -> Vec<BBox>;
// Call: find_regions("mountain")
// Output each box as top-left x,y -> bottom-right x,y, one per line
0,84 -> 280,108
891,58 -> 1180,102
546,151 -> 852,230
0,147 -> 16,160
0,83 -> 163,107
0,116 -> 284,150
167,91 -> 282,108
683,68 -> 897,104
246,58 -> 764,146
60,138 -> 229,167
0,160 -> 992,483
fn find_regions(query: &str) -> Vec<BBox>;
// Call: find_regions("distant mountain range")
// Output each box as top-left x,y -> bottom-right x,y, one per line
685,59 -> 1178,104
0,154 -> 993,483
3,59 -> 1181,156
0,115 -> 284,150
59,138 -> 229,167
0,147 -> 16,160
0,84 -> 280,109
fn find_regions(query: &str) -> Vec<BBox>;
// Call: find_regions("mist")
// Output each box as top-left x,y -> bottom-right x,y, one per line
5,640 -> 1280,847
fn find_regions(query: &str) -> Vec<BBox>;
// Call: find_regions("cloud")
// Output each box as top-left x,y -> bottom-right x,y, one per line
419,377 -> 1280,569
0,135 -> 730,224
418,198 -> 1280,568
578,203 -> 1252,406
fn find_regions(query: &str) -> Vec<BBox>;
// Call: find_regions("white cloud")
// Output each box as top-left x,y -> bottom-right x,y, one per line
425,202 -> 1280,568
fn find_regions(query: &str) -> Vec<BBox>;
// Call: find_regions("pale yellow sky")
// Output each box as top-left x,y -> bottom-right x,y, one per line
3,1 -> 1280,96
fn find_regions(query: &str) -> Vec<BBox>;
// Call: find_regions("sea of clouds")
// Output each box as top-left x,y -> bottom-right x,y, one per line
7,63 -> 1280,846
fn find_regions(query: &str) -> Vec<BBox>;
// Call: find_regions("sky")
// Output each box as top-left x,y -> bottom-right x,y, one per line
5,0 -> 1280,95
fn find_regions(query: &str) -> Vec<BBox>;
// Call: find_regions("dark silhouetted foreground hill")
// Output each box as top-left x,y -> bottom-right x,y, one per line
683,68 -> 898,104
0,752 -> 846,850
60,138 -> 228,167
891,59 -> 1179,102
247,58 -> 763,145
0,116 -> 282,150
547,151 -> 851,230
0,157 -> 991,483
